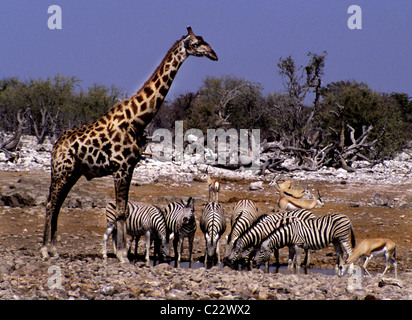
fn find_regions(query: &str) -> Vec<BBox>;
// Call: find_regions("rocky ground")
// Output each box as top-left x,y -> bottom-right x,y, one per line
0,136 -> 411,300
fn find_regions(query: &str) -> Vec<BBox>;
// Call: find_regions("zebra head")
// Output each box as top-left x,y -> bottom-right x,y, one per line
252,240 -> 272,269
158,232 -> 174,261
181,197 -> 195,225
223,241 -> 245,267
205,232 -> 219,259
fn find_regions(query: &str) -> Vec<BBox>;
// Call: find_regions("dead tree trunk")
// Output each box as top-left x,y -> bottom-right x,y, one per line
0,109 -> 29,151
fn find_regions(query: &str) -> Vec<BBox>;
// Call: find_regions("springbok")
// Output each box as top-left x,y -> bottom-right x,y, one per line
269,178 -> 306,199
203,166 -> 220,203
278,189 -> 324,211
339,238 -> 397,278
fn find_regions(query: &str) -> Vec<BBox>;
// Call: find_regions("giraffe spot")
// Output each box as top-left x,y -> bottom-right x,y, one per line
93,149 -> 99,157
125,109 -> 131,119
127,157 -> 138,166
159,86 -> 168,97
72,141 -> 79,154
119,121 -> 129,131
114,144 -> 122,152
97,152 -> 107,164
155,79 -> 161,89
170,70 -> 177,79
92,139 -> 100,148
155,97 -> 163,108
136,95 -> 144,103
131,99 -> 138,114
162,75 -> 169,83
81,146 -> 87,154
140,102 -> 147,112
122,147 -> 132,159
113,133 -> 122,143
114,154 -> 123,162
102,143 -> 112,157
87,155 -> 94,164
144,86 -> 154,97
113,114 -> 125,122
95,126 -> 104,132
99,117 -> 107,125
99,133 -> 108,144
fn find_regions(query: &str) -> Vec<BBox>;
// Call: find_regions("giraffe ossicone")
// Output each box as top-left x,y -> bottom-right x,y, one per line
41,27 -> 218,263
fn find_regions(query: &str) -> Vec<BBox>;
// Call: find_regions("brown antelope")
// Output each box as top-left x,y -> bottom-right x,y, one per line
203,166 -> 220,203
339,238 -> 397,278
269,178 -> 306,199
278,189 -> 324,211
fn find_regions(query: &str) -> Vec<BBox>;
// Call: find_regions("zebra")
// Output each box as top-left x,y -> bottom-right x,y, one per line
253,213 -> 356,274
164,197 -> 196,268
224,199 -> 260,262
102,201 -> 173,266
200,202 -> 227,267
224,212 -> 300,269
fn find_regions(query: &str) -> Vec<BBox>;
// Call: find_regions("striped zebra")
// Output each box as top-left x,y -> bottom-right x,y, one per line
224,209 -> 315,269
102,201 -> 173,266
253,213 -> 356,274
224,211 -> 302,269
224,199 -> 260,261
200,202 -> 227,267
164,197 -> 196,268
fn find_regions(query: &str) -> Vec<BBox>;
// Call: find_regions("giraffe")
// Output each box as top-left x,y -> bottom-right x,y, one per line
41,26 -> 218,263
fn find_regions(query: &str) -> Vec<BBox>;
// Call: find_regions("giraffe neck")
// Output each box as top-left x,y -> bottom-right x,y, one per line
106,39 -> 188,133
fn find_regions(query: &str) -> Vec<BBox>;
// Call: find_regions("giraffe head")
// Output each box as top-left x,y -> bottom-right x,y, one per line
182,26 -> 218,61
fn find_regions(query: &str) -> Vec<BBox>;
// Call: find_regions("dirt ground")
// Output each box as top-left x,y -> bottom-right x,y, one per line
0,170 -> 411,274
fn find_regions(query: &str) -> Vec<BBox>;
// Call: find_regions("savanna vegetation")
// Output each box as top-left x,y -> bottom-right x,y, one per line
1,52 -> 411,172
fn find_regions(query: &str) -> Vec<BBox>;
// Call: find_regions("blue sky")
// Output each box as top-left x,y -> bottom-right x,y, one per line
1,1 -> 411,101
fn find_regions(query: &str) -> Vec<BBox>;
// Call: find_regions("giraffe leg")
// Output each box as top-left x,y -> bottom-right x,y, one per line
42,170 -> 81,259
113,171 -> 132,263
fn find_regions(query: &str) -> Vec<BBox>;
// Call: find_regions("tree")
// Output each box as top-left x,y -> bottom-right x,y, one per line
0,75 -> 120,144
319,81 -> 410,162
262,52 -> 329,171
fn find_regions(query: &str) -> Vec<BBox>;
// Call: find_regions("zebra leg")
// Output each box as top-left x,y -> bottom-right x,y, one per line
216,238 -> 221,265
333,241 -> 344,274
188,234 -> 194,268
303,248 -> 310,273
127,236 -> 134,257
273,249 -> 280,273
173,235 -> 180,268
112,228 -> 117,256
130,235 -> 141,259
295,246 -> 302,274
287,246 -> 296,272
144,230 -> 151,266
102,224 -> 115,259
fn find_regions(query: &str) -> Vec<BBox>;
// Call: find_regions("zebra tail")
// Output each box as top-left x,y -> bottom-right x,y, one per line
350,224 -> 356,248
